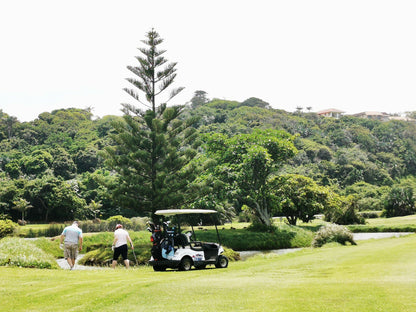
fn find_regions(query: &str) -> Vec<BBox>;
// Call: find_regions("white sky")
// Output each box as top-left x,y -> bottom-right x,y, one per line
1,0 -> 416,122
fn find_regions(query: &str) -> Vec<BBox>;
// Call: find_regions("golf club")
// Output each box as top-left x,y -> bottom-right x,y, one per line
132,248 -> 138,266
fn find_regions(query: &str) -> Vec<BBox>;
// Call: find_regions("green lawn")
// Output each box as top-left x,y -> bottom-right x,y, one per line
366,214 -> 416,226
1,234 -> 416,311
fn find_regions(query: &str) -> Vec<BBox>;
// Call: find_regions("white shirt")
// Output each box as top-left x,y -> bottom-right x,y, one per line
114,228 -> 129,247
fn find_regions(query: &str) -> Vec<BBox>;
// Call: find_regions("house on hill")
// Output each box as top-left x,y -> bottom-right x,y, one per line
316,108 -> 345,119
352,111 -> 390,121
388,115 -> 416,122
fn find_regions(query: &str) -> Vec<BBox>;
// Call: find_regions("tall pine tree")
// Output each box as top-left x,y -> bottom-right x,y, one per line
104,29 -> 199,219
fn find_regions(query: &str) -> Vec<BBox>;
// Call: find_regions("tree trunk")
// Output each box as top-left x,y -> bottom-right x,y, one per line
254,201 -> 271,226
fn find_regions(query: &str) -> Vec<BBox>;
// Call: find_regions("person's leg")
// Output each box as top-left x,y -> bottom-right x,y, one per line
112,246 -> 122,268
66,257 -> 74,268
121,245 -> 129,268
71,257 -> 76,269
64,245 -> 74,269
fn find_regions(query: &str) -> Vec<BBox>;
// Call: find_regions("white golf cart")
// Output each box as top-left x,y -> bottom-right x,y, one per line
147,209 -> 229,271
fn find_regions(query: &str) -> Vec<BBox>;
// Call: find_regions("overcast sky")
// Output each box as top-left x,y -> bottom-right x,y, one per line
1,0 -> 415,122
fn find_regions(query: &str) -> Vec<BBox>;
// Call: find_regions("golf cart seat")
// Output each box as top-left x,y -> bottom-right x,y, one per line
189,241 -> 219,259
190,241 -> 203,251
174,233 -> 190,248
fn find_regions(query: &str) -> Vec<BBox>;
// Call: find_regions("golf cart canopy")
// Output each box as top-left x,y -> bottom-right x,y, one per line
155,209 -> 217,216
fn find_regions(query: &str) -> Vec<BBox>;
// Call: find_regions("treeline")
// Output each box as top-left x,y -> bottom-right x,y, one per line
1,97 -> 416,223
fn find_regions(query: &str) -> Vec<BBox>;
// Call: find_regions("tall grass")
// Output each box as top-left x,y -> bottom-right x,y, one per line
0,237 -> 58,269
18,224 -> 65,238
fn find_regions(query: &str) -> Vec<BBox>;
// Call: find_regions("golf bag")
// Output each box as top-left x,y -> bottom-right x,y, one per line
148,222 -> 163,260
148,221 -> 176,260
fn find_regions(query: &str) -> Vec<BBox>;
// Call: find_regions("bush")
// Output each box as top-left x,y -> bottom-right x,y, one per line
130,217 -> 150,231
383,186 -> 415,217
0,219 -> 18,238
326,197 -> 365,225
79,220 -> 110,233
223,247 -> 241,261
106,215 -> 133,230
312,223 -> 356,247
0,237 -> 59,269
359,211 -> 381,219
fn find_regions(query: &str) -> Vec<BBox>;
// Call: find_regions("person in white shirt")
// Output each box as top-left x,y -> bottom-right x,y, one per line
112,224 -> 134,269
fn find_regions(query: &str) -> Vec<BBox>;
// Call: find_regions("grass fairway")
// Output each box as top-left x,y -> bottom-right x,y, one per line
366,214 -> 416,226
1,235 -> 416,312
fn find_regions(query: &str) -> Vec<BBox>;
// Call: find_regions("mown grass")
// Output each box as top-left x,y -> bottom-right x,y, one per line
1,234 -> 416,311
348,214 -> 416,233
366,214 -> 416,226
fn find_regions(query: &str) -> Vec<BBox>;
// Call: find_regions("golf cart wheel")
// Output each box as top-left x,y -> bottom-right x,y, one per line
215,255 -> 228,268
179,257 -> 193,271
153,265 -> 166,271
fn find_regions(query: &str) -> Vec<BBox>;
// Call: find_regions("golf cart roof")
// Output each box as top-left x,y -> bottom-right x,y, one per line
155,209 -> 217,216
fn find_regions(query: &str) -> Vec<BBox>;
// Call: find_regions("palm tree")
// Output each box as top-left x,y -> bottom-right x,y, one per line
12,199 -> 33,223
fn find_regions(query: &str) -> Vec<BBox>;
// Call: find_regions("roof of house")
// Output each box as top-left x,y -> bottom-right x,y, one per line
389,116 -> 416,122
316,108 -> 346,115
352,111 -> 389,117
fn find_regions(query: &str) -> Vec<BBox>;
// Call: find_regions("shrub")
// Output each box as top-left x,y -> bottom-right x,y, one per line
383,186 -> 416,217
106,215 -> 133,230
0,214 -> 11,220
80,220 -> 109,233
312,223 -> 356,247
130,217 -> 150,231
359,211 -> 381,219
223,247 -> 241,261
0,219 -> 18,238
326,196 -> 365,225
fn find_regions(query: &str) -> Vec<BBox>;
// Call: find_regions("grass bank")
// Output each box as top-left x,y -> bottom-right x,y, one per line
1,234 -> 416,311
348,214 -> 416,233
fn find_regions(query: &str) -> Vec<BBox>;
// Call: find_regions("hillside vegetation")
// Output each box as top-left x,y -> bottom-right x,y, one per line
1,99 -> 416,223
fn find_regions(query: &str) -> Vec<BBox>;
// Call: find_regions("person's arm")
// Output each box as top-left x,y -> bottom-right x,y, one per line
78,236 -> 83,251
127,234 -> 134,249
60,234 -> 64,244
112,236 -> 118,250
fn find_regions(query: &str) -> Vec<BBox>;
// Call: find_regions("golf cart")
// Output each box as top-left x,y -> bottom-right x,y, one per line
147,209 -> 229,271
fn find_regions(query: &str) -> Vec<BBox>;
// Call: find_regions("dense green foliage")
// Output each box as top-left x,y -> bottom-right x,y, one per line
1,96 -> 416,224
0,219 -> 18,238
